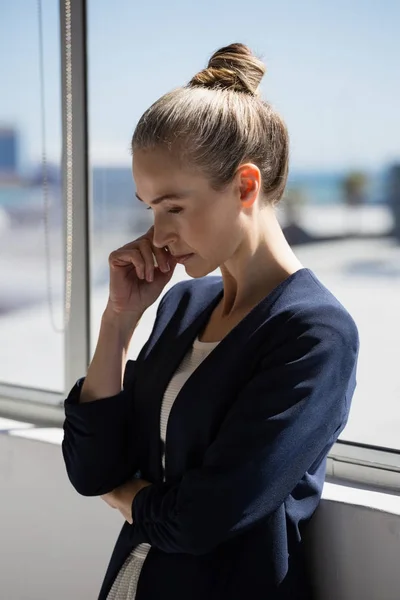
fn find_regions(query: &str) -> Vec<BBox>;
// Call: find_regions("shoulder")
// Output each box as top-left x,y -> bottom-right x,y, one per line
263,269 -> 359,366
298,269 -> 358,345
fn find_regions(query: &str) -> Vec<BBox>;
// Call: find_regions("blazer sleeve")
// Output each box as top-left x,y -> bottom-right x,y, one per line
61,358 -> 139,496
62,291 -> 171,497
131,306 -> 359,555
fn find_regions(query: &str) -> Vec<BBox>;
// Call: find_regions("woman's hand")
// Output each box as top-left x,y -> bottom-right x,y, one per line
101,479 -> 152,524
107,226 -> 178,317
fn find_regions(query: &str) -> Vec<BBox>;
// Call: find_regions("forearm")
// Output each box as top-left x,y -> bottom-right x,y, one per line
80,302 -> 143,403
102,478 -> 152,523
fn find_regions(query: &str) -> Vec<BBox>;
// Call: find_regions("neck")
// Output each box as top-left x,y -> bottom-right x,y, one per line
219,206 -> 303,318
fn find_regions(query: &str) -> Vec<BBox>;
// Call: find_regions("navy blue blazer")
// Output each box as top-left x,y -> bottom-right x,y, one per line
62,268 -> 359,600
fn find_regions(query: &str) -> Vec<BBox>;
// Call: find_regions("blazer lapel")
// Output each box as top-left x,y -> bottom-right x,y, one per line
133,278 -> 224,481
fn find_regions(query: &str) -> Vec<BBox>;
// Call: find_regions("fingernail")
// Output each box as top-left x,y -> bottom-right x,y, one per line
163,263 -> 170,272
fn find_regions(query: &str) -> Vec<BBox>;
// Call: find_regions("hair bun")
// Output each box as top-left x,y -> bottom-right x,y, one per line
188,43 -> 266,96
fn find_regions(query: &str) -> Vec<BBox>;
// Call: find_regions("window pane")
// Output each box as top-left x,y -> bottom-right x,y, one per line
0,2 -> 64,392
88,1 -> 400,448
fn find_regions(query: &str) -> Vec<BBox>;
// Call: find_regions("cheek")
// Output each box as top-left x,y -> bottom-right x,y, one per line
197,213 -> 240,256
192,211 -> 220,241
184,198 -> 240,251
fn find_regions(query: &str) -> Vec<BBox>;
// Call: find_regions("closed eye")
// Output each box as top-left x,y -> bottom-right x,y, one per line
146,206 -> 183,214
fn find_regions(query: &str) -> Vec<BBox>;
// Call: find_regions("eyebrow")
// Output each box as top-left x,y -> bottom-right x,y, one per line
135,192 -> 187,206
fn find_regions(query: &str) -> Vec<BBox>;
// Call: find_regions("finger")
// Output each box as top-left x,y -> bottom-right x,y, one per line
143,227 -> 173,273
101,494 -> 116,508
109,248 -> 146,280
138,240 -> 157,282
152,246 -> 171,273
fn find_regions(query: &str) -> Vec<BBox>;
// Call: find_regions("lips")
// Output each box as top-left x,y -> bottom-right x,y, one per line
174,253 -> 194,264
171,252 -> 193,258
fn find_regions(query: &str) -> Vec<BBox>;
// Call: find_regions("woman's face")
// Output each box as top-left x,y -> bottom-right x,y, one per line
132,147 -> 249,278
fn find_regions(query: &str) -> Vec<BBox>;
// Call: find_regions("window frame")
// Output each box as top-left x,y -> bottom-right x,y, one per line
61,0 -> 92,395
0,0 -> 89,414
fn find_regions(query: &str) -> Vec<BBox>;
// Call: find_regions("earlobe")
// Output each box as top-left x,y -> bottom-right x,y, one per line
242,197 -> 255,208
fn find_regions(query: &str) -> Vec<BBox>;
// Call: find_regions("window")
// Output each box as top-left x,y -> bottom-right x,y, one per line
0,2 -> 64,392
1,0 -> 399,480
87,0 -> 400,452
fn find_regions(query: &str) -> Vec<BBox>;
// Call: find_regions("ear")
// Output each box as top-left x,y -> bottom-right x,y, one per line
237,163 -> 261,209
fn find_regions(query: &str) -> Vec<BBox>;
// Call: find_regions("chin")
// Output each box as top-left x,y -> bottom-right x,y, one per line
184,266 -> 207,279
184,262 -> 218,279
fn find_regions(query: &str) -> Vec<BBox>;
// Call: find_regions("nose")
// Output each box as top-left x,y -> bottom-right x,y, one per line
152,214 -> 178,249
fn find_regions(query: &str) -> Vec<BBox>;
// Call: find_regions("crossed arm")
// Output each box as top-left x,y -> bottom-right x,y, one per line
90,315 -> 358,554
101,478 -> 151,523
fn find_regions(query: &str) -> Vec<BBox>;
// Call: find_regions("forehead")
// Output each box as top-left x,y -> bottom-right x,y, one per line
133,148 -> 185,179
132,147 -> 207,195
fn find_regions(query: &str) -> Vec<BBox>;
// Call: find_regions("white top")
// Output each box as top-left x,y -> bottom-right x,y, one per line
107,335 -> 220,600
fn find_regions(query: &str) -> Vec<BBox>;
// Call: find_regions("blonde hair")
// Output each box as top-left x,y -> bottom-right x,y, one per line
132,43 -> 289,204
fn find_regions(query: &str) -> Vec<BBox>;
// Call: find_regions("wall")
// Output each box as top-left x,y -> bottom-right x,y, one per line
309,500 -> 400,600
1,430 -> 400,600
0,431 -> 121,600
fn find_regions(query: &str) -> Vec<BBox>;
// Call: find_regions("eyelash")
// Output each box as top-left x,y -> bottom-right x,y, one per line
146,207 -> 183,214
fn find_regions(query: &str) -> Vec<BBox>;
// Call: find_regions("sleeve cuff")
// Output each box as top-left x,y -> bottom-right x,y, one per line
64,377 -> 86,406
63,378 -> 127,419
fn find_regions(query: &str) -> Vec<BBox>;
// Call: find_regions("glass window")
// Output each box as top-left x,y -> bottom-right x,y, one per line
0,2 -> 64,391
88,0 -> 400,448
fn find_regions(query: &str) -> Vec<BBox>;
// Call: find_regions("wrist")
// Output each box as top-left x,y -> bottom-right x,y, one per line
116,479 -> 151,524
102,304 -> 143,346
103,300 -> 143,323
112,479 -> 149,503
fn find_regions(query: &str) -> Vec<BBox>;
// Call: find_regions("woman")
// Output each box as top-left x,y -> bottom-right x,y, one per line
62,43 -> 359,600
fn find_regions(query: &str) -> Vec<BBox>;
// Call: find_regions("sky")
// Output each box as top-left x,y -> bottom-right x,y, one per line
1,0 -> 399,172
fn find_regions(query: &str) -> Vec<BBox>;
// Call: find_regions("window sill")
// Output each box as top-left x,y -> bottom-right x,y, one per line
0,394 -> 64,427
322,480 -> 400,516
2,415 -> 400,516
